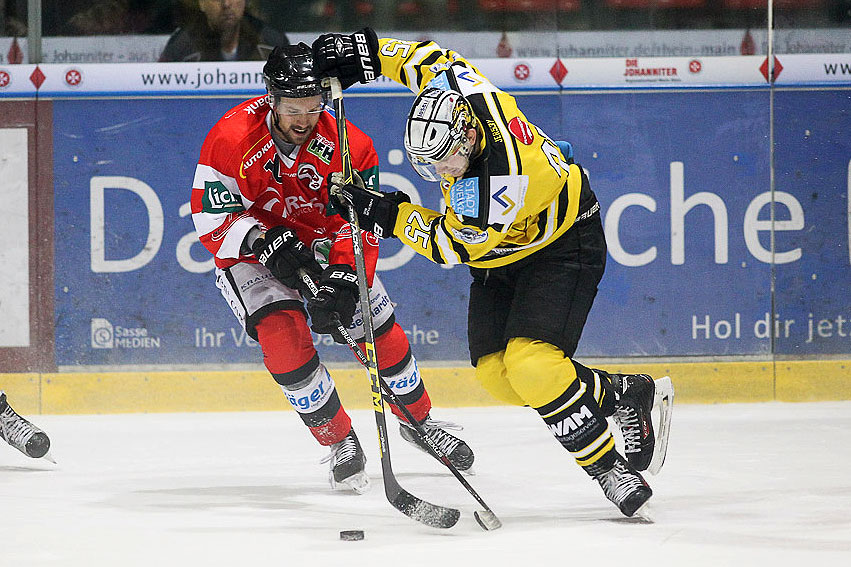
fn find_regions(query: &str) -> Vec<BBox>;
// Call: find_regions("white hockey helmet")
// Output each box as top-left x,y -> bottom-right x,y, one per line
404,88 -> 478,181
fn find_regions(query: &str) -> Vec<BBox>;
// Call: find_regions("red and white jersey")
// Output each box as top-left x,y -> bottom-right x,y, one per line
191,95 -> 380,279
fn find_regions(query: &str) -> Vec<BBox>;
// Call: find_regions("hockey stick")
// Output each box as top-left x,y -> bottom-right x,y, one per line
315,76 -> 463,529
299,265 -> 501,531
319,77 -> 501,530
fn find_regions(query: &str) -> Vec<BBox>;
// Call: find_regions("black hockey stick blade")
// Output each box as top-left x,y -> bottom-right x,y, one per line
378,378 -> 503,531
388,482 -> 461,529
298,269 -> 461,529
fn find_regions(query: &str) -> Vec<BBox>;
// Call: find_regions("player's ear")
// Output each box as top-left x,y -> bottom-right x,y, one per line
465,127 -> 477,145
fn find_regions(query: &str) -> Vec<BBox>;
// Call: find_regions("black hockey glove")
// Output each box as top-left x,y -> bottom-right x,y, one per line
251,226 -> 322,291
327,171 -> 411,239
307,264 -> 359,343
311,27 -> 380,89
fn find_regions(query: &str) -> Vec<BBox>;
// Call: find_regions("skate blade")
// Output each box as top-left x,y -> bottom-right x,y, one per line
633,501 -> 655,523
648,376 -> 674,475
339,471 -> 371,494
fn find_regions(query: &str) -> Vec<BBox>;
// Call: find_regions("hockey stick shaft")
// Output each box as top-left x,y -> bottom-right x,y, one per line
324,76 -> 386,460
319,78 -> 460,529
316,77 -> 500,530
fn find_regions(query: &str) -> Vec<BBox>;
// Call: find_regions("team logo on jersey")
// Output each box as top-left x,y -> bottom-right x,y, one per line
202,181 -> 244,213
508,117 -> 534,145
297,163 -> 323,191
307,137 -> 334,164
452,227 -> 488,245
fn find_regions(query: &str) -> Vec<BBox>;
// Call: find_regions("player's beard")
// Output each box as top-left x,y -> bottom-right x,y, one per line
272,113 -> 317,146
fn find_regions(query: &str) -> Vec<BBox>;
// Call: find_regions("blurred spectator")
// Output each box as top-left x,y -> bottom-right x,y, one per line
42,0 -> 173,35
159,0 -> 288,62
1,0 -> 27,36
67,0 -> 173,35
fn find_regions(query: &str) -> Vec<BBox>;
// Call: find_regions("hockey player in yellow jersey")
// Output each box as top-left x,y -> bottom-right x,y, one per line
311,28 -> 674,517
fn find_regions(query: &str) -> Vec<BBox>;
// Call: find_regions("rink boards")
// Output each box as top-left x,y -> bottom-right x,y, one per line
0,56 -> 850,411
4,358 -> 851,414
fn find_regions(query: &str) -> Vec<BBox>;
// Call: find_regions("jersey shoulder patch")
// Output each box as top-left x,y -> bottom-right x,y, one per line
201,179 -> 245,213
447,174 -> 528,230
508,117 -> 535,145
449,177 -> 480,218
488,175 -> 528,228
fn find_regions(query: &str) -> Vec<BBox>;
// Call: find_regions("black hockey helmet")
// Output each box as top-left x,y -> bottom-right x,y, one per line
263,43 -> 324,100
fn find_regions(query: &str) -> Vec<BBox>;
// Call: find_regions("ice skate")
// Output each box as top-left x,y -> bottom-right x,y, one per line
322,428 -> 370,494
591,453 -> 652,517
610,374 -> 674,474
399,415 -> 475,471
611,373 -> 656,471
0,391 -> 51,459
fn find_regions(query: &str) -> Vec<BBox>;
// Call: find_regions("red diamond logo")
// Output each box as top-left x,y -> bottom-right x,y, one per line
550,59 -> 567,84
8,37 -> 23,64
759,56 -> 783,82
30,66 -> 45,89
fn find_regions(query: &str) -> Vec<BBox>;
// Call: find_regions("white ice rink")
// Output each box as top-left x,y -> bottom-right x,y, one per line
2,402 -> 850,566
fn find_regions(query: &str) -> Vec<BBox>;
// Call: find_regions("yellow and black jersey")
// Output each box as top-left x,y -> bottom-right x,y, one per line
377,37 -> 595,268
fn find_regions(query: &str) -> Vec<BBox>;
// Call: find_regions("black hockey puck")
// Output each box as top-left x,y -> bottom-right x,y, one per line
340,530 -> 364,541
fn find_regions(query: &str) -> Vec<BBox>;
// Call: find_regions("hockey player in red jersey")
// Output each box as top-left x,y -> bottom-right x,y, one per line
190,43 -> 474,493
311,29 -> 674,517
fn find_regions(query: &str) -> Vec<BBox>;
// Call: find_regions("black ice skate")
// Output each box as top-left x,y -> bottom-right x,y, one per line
590,453 -> 652,517
399,415 -> 475,471
0,391 -> 51,459
611,373 -> 656,471
322,428 -> 369,494
609,373 -> 674,475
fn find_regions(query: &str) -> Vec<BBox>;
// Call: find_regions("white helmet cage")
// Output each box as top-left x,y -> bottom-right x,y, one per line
404,88 -> 477,181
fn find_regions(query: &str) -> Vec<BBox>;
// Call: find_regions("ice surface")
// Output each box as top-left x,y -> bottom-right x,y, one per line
2,402 -> 850,566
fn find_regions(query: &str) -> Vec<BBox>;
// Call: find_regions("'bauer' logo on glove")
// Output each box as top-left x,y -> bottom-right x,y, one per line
327,269 -> 358,285
251,226 -> 322,291
354,31 -> 377,82
257,230 -> 296,265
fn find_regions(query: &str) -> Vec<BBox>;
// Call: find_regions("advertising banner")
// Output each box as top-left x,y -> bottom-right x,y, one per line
51,85 -> 851,366
4,54 -> 849,103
